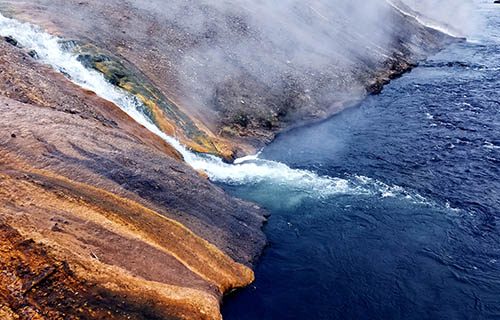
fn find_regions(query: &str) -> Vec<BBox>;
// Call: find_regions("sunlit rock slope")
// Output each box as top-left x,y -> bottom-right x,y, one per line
0,40 -> 266,319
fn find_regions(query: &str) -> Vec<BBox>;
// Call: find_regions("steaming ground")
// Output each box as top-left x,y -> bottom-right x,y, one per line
0,11 -> 442,208
0,0 -> 460,148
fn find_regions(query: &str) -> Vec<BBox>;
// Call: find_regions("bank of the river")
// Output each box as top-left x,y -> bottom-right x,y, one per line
0,18 -> 266,320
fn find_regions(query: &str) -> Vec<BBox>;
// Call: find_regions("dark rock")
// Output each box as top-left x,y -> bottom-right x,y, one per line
4,35 -> 18,47
28,50 -> 39,59
51,223 -> 64,232
10,133 -> 16,138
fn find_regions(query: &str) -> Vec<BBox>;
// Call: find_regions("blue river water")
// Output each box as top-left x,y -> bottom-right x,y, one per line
222,3 -> 500,320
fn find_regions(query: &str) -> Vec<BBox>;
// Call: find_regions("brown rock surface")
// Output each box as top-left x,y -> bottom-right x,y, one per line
0,40 -> 266,319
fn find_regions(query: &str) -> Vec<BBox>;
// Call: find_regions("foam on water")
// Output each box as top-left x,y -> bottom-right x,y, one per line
0,13 -> 432,204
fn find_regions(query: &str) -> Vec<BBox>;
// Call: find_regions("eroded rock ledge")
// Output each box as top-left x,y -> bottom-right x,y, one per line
0,40 -> 266,319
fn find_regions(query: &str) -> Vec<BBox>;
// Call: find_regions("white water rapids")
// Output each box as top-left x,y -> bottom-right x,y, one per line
0,13 -> 432,203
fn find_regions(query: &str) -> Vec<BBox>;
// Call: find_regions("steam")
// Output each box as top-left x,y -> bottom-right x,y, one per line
399,0 -> 479,37
124,0 -> 478,126
137,0 -> 397,115
2,0 -> 478,134
0,1 -> 475,208
0,12 -> 435,206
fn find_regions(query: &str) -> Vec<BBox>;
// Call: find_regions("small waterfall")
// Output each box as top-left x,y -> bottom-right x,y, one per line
0,13 -> 431,203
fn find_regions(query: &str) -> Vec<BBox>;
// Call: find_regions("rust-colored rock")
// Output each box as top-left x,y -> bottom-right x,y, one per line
0,223 -> 208,320
0,40 -> 266,319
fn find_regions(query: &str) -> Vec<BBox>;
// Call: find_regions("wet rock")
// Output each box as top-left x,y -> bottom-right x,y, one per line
74,44 -> 236,159
27,50 -> 38,59
0,41 -> 266,319
4,35 -> 18,47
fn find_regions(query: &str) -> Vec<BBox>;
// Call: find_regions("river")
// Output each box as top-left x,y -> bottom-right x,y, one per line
222,2 -> 500,319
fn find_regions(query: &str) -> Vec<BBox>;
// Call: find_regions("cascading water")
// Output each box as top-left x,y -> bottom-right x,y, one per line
0,12 -> 433,205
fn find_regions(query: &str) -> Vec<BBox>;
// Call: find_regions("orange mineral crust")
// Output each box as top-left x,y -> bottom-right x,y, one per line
0,40 -> 266,319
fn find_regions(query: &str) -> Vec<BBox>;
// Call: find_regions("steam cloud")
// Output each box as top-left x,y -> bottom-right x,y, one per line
5,0 -> 479,132
124,0 -> 478,128
133,0 -> 398,116
400,0 -> 479,36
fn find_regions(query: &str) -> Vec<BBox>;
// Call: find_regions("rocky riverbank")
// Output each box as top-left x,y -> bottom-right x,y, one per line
0,39 -> 266,319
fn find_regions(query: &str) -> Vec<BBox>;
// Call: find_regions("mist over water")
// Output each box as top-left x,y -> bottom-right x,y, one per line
222,2 -> 500,319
